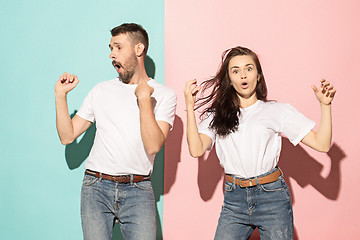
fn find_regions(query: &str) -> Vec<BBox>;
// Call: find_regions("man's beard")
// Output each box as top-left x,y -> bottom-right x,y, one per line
114,54 -> 138,83
119,69 -> 135,83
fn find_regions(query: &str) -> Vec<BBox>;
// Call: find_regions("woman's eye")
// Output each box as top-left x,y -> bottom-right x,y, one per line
233,70 -> 239,74
247,67 -> 252,71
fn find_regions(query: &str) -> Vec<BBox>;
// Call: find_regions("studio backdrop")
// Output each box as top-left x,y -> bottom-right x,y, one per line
1,0 -> 359,239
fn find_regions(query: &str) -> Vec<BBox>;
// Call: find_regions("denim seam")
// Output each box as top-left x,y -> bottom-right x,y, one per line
260,180 -> 285,192
133,181 -> 153,192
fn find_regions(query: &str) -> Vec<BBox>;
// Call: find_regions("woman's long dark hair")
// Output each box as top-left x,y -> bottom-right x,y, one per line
196,46 -> 268,137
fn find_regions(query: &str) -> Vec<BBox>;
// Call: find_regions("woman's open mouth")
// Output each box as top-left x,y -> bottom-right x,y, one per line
241,82 -> 248,89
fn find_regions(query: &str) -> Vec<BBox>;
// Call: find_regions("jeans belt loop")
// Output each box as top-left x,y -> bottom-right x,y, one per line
232,175 -> 236,189
254,176 -> 260,188
278,167 -> 283,176
130,175 -> 134,185
99,172 -> 102,181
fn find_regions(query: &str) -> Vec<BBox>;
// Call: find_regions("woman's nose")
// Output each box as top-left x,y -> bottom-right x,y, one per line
240,71 -> 247,79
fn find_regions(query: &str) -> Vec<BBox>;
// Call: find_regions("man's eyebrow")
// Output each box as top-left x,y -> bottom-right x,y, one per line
109,42 -> 122,48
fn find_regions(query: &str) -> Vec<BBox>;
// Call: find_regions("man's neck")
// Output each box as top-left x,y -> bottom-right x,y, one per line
126,66 -> 149,85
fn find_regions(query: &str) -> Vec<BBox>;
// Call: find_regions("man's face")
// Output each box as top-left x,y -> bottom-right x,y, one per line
109,33 -> 138,83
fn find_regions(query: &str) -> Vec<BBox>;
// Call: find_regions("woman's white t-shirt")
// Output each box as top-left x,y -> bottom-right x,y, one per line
198,100 -> 315,178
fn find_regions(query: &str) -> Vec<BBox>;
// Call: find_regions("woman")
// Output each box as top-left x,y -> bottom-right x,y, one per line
184,46 -> 336,240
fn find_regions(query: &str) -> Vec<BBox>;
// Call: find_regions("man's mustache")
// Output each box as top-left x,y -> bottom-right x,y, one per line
112,60 -> 122,68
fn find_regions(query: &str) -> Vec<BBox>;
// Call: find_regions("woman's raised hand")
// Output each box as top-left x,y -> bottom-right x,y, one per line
184,79 -> 201,110
311,79 -> 336,105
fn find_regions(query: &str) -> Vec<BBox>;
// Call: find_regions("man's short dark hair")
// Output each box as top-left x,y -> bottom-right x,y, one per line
111,23 -> 149,55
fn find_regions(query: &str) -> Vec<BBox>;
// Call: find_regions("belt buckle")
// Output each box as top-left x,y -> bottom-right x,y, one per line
249,180 -> 254,187
240,178 -> 254,187
111,176 -> 118,182
239,180 -> 247,187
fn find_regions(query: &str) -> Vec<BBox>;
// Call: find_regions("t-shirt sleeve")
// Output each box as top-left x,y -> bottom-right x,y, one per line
76,90 -> 95,123
198,113 -> 216,149
279,103 -> 316,146
154,89 -> 177,129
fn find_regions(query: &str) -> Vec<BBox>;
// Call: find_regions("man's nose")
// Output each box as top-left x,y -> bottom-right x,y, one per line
109,51 -> 116,59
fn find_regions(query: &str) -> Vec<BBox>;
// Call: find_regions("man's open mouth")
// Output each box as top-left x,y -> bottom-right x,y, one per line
112,61 -> 122,69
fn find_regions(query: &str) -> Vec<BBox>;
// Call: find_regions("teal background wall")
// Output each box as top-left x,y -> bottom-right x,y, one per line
0,0 -> 165,239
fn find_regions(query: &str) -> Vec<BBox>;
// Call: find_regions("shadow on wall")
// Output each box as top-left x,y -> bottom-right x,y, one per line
278,138 -> 346,202
197,137 -> 346,240
164,115 -> 183,194
198,148 -> 224,201
65,110 -> 95,169
64,56 -> 164,240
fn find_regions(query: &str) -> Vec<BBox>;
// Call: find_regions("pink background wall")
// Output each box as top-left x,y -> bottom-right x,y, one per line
164,0 -> 360,239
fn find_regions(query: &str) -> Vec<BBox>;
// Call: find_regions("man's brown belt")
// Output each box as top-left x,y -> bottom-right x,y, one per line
225,168 -> 281,187
85,170 -> 151,183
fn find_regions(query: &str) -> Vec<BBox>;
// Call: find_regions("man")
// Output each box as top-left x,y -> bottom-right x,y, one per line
55,23 -> 176,240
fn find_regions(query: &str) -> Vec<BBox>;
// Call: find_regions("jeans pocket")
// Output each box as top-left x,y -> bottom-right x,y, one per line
260,178 -> 285,192
82,175 -> 99,186
133,181 -> 153,192
224,181 -> 234,192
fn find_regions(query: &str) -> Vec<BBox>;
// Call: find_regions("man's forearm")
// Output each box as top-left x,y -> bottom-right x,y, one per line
138,98 -> 166,155
55,93 -> 75,145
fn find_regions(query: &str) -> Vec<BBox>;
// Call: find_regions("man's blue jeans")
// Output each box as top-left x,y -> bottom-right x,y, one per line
214,168 -> 294,240
81,173 -> 156,240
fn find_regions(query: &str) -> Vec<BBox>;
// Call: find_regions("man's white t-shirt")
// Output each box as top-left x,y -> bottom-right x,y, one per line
198,100 -> 315,178
76,78 -> 177,175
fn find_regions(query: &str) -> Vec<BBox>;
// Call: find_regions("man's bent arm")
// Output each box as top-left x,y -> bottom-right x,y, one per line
55,93 -> 92,145
137,97 -> 170,155
55,73 -> 92,145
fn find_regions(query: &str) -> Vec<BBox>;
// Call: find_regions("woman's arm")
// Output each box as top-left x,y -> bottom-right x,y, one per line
184,80 -> 212,157
301,79 -> 336,152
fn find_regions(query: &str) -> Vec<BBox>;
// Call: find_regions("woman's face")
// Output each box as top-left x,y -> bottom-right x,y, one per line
228,55 -> 259,101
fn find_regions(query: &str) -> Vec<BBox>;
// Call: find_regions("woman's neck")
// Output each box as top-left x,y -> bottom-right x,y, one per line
239,94 -> 258,108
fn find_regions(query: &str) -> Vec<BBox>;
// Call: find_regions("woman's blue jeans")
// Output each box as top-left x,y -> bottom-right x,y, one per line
80,173 -> 156,240
214,168 -> 294,240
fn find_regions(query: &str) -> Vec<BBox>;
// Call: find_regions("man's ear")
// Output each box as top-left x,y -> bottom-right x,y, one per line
135,43 -> 145,57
